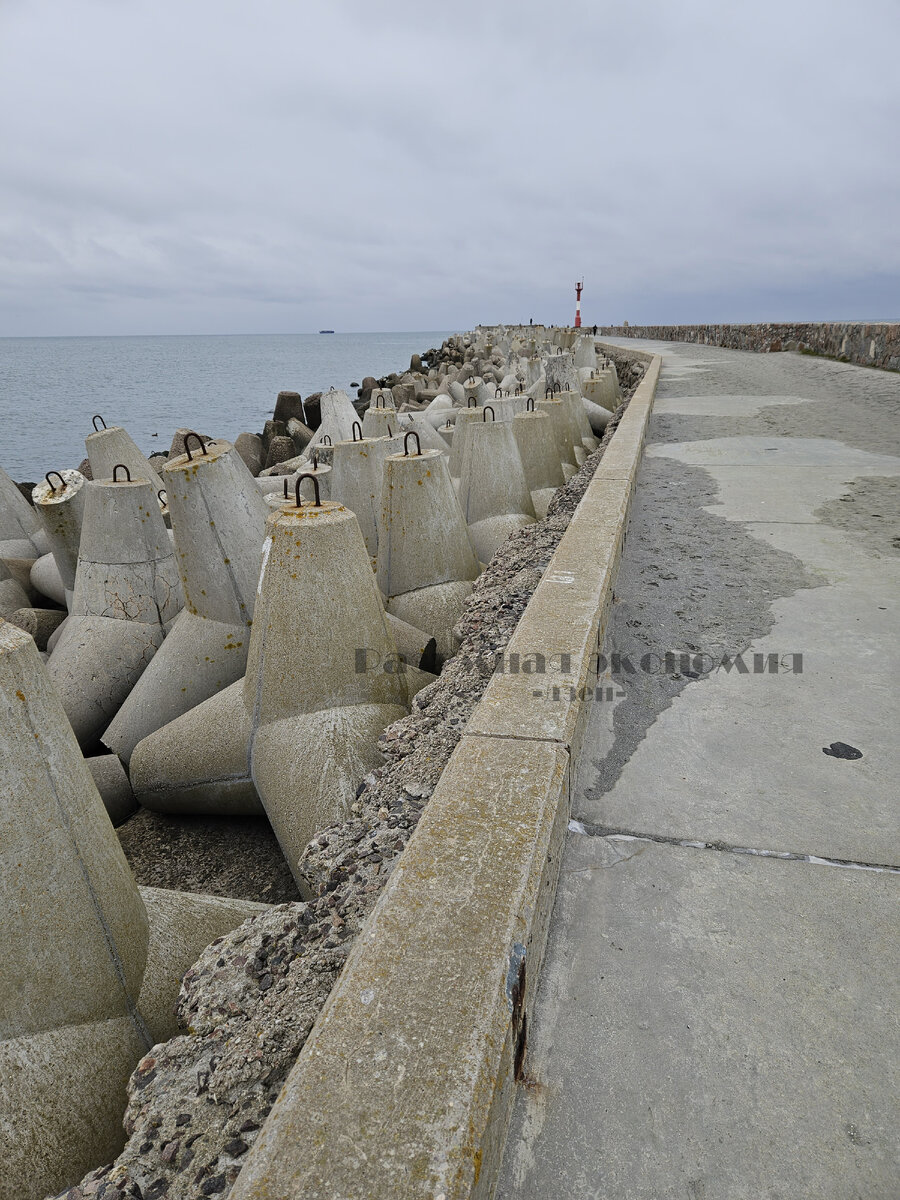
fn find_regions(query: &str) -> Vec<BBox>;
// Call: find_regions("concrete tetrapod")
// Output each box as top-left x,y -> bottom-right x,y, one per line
84,417 -> 165,501
87,752 -> 139,825
581,366 -> 619,411
246,495 -> 409,889
32,468 -> 87,607
264,478 -> 299,512
136,886 -> 271,1044
457,408 -> 536,563
29,552 -> 66,607
377,441 -> 480,661
7,605 -> 67,649
0,621 -> 151,1199
46,471 -> 183,749
544,350 -> 580,394
583,394 -> 613,436
448,379 -> 466,405
404,412 -> 451,454
384,611 -> 439,674
512,404 -> 566,519
525,354 -> 543,388
536,396 -> 579,478
0,557 -> 30,618
547,388 -> 586,465
130,610 -> 433,818
448,405 -> 487,478
367,388 -> 396,409
420,393 -> 453,428
329,429 -> 402,558
129,676 -> 262,815
0,463 -> 49,559
101,436 -> 270,764
572,332 -> 598,370
361,405 -> 401,439
305,388 -> 360,452
559,388 -> 600,452
297,458 -> 333,503
462,377 -> 489,406
482,394 -> 520,421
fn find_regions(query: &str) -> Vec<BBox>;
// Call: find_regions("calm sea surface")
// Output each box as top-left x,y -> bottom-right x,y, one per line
0,331 -> 454,482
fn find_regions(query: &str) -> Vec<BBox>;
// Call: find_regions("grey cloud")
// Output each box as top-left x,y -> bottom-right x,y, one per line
0,0 -> 897,334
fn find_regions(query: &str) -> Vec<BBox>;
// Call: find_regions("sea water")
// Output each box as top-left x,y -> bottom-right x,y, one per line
0,331 -> 453,481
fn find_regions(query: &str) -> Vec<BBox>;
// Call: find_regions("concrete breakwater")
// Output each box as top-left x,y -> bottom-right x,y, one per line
599,321 -> 900,371
0,325 -> 648,1199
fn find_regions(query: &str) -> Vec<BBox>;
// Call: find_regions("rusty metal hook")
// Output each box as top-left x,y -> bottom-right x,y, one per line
467,396 -> 477,408
112,463 -> 131,482
544,385 -> 553,399
295,473 -> 322,507
351,421 -> 363,442
494,386 -> 503,398
312,451 -> 319,469
526,397 -> 535,411
157,489 -> 167,507
283,477 -> 289,498
403,430 -> 422,456
320,435 -> 332,446
483,405 -> 495,422
183,431 -> 208,461
552,382 -> 562,395
375,393 -> 386,408
515,383 -> 523,395
45,471 -> 66,492
91,414 -> 107,431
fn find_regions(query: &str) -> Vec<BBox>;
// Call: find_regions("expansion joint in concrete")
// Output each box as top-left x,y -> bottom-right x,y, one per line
567,819 -> 900,874
470,730 -> 566,747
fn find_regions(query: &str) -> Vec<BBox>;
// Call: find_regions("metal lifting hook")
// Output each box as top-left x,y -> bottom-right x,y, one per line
295,473 -> 322,507
183,431 -> 208,461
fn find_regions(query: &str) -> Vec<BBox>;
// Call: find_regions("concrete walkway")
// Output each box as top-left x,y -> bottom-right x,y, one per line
497,341 -> 900,1199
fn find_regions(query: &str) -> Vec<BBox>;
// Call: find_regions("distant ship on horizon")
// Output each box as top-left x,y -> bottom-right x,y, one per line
319,329 -> 335,334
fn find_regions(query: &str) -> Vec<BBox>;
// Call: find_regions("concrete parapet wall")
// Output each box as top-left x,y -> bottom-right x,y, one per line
230,354 -> 661,1199
597,322 -> 900,371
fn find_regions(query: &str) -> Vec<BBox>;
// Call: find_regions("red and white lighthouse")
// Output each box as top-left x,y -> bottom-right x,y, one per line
574,279 -> 583,328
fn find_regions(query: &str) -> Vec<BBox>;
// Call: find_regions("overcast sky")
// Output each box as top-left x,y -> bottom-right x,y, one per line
1,0 -> 897,335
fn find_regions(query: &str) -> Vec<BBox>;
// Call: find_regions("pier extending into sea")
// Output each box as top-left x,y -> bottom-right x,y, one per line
1,324 -> 897,1199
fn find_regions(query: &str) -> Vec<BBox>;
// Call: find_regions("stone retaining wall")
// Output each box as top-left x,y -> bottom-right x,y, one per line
597,322 -> 900,372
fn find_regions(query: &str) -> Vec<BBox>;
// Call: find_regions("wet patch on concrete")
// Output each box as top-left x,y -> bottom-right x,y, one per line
650,401 -> 900,456
815,475 -> 900,559
650,345 -> 900,456
579,451 -> 823,804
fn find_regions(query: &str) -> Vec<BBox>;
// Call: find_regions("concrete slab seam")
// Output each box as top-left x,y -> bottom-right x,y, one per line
567,820 -> 900,874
